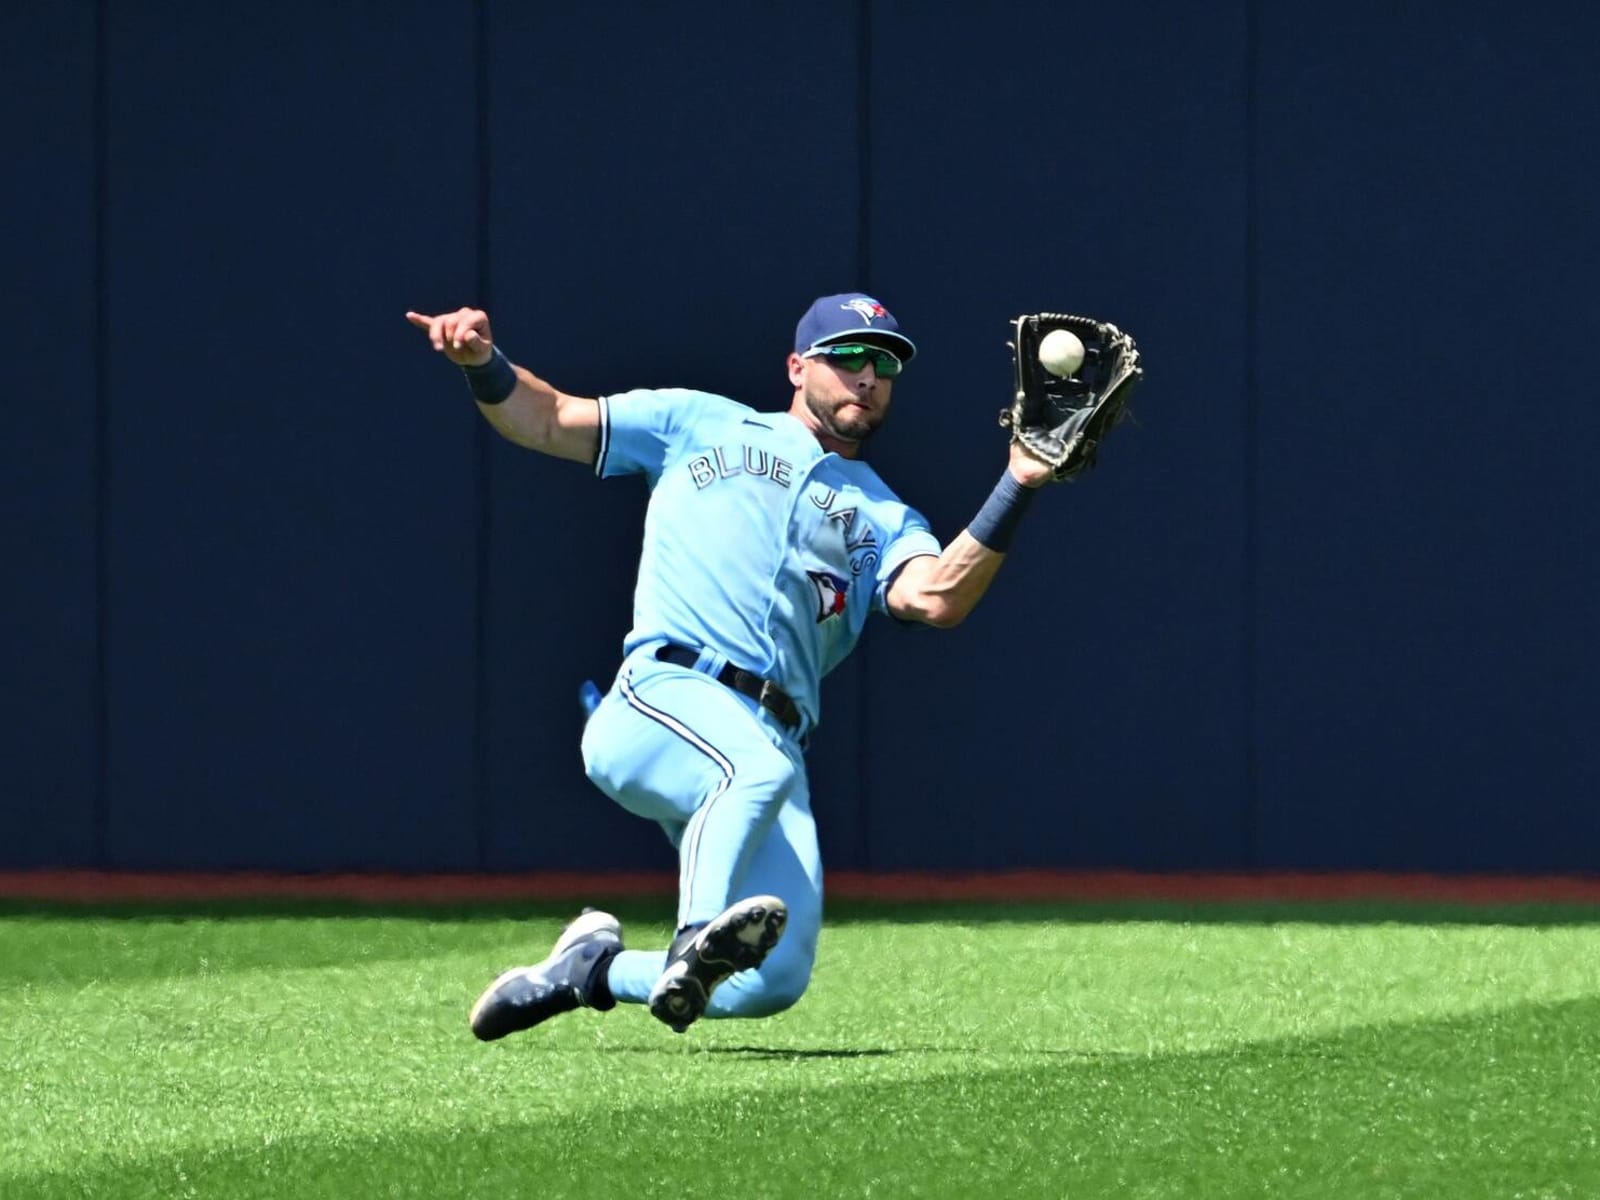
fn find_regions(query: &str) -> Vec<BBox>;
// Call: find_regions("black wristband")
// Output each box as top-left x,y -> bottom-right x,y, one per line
461,346 -> 517,405
966,469 -> 1037,552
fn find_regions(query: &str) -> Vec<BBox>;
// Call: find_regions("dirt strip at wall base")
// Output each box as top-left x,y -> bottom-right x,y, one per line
2,870 -> 1599,905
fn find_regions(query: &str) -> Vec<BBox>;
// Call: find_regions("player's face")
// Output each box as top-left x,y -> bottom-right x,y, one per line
790,352 -> 896,446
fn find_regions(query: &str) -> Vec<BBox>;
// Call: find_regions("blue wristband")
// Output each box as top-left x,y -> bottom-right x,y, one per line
461,346 -> 518,405
966,469 -> 1037,552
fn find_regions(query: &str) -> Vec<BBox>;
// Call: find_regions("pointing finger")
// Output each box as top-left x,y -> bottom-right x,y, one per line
406,311 -> 446,349
409,311 -> 445,350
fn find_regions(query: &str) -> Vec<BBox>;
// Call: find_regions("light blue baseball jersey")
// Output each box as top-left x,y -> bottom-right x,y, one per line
594,387 -> 942,731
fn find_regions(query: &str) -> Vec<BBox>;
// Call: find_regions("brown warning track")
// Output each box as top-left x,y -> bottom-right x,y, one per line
2,870 -> 1599,905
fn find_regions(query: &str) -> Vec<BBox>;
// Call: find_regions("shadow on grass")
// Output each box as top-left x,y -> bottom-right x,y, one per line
700,1046 -> 1143,1061
11,995 -> 1599,1200
706,1045 -> 897,1060
568,1043 -> 900,1060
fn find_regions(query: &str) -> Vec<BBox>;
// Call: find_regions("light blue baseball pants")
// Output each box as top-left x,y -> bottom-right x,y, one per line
580,645 -> 822,1018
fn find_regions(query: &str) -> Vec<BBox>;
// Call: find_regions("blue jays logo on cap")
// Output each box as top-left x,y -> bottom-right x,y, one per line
841,298 -> 888,322
795,292 -> 918,365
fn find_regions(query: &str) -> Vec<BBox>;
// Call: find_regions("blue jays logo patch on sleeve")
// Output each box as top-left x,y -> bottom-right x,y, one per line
806,570 -> 849,623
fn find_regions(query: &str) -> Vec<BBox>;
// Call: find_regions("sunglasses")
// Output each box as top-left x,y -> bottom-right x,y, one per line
805,343 -> 904,378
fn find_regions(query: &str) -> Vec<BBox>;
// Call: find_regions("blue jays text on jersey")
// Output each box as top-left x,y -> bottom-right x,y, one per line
594,388 -> 942,734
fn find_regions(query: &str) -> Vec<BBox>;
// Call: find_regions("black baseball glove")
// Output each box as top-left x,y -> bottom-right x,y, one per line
1001,313 -> 1144,481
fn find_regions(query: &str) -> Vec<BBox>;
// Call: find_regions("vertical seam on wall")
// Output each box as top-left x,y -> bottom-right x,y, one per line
472,0 -> 494,869
92,0 -> 111,867
1242,0 -> 1261,868
855,0 -> 874,871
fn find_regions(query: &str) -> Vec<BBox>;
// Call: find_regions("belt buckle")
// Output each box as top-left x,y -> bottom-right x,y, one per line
756,679 -> 781,709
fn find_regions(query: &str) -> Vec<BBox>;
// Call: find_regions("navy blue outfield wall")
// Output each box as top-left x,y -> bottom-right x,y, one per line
2,2 -> 1595,874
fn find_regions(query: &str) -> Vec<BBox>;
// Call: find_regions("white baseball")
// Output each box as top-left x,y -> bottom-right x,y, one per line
1038,328 -> 1085,377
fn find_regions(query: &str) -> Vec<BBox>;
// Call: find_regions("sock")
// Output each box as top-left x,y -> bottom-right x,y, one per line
586,951 -> 617,1011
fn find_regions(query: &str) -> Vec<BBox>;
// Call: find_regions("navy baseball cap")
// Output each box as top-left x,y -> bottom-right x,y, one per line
794,293 -> 917,365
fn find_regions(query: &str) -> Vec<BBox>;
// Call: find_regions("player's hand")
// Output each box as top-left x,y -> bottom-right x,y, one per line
1007,439 -> 1056,488
405,307 -> 495,367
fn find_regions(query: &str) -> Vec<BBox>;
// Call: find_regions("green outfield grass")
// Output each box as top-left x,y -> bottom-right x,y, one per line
3,899 -> 1598,1199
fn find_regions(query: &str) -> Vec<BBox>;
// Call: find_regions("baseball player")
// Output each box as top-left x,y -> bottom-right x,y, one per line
406,294 -> 1054,1037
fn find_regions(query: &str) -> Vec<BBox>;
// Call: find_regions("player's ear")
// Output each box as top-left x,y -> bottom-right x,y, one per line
786,352 -> 807,388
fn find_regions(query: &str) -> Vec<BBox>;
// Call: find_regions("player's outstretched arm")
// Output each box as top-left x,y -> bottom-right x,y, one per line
884,535 -> 1001,629
406,308 -> 599,465
885,443 -> 1052,629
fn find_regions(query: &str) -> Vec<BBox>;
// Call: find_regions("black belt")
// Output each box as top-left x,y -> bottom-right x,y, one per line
654,644 -> 803,733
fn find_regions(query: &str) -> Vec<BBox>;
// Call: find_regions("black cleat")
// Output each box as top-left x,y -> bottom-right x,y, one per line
469,909 -> 622,1041
647,895 -> 787,1033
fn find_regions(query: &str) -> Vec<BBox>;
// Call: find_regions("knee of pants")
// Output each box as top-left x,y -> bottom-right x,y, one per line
729,742 -> 801,813
737,951 -> 814,1017
740,903 -> 820,1015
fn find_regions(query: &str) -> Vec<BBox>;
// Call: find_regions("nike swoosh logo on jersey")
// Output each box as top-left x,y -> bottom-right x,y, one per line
742,419 -> 772,429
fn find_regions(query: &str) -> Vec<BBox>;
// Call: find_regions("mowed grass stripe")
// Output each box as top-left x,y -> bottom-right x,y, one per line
8,996 -> 1599,1200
